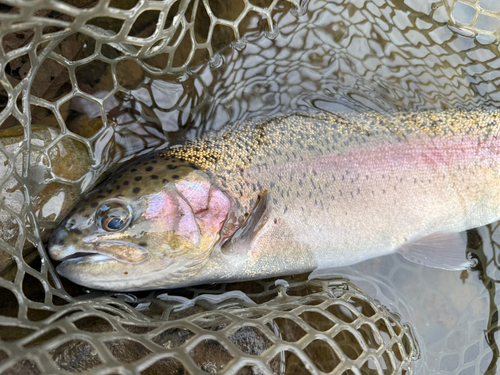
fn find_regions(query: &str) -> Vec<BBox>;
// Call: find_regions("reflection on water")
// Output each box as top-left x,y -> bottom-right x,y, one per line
324,227 -> 494,375
122,0 -> 500,137
3,0 -> 500,373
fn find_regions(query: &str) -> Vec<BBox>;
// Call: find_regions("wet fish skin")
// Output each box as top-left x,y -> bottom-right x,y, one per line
49,109 -> 500,290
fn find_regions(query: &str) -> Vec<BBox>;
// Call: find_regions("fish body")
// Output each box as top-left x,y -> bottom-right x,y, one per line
49,109 -> 500,290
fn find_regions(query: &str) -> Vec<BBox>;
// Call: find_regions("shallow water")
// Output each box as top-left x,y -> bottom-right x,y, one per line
2,0 -> 500,373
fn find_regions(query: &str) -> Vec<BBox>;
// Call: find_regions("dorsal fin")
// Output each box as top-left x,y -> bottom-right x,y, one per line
221,191 -> 270,255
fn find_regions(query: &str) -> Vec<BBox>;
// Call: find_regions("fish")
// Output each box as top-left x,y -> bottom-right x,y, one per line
48,109 -> 500,291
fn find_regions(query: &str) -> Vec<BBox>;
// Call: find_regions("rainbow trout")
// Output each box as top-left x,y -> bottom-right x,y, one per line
48,110 -> 500,291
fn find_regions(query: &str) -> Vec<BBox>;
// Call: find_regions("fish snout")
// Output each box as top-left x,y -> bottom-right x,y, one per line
48,227 -> 71,260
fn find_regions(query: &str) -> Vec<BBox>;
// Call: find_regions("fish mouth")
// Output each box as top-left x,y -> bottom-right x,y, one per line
58,252 -> 99,262
50,239 -> 150,264
57,252 -> 114,263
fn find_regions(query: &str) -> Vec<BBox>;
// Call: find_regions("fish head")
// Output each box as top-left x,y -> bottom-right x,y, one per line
48,154 -> 231,291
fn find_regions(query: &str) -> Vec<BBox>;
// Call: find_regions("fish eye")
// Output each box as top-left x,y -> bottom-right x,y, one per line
96,199 -> 132,232
103,216 -> 126,231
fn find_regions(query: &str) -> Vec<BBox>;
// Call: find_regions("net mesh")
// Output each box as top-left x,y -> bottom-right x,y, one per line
0,277 -> 421,374
444,0 -> 500,42
0,0 -> 499,373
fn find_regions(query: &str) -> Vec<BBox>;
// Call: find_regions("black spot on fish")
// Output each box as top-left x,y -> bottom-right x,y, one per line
131,168 -> 137,172
143,162 -> 149,165
97,195 -> 105,199
152,160 -> 158,164
139,242 -> 147,247
107,189 -> 112,194
167,165 -> 177,170
84,198 -> 89,202
116,185 -> 120,190
91,202 -> 98,208
123,181 -> 129,186
172,175 -> 179,180
135,176 -> 143,181
98,189 -> 103,193
78,207 -> 85,213
133,187 -> 141,194
145,166 -> 153,172
151,175 -> 158,180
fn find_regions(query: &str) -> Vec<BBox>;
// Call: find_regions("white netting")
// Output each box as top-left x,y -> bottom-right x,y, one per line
0,0 -> 500,373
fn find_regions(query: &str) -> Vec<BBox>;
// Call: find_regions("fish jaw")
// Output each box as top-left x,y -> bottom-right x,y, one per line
54,254 -> 166,291
53,239 -> 225,291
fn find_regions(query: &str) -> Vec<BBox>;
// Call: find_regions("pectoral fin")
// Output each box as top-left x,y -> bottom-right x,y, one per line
397,231 -> 472,271
221,191 -> 270,255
